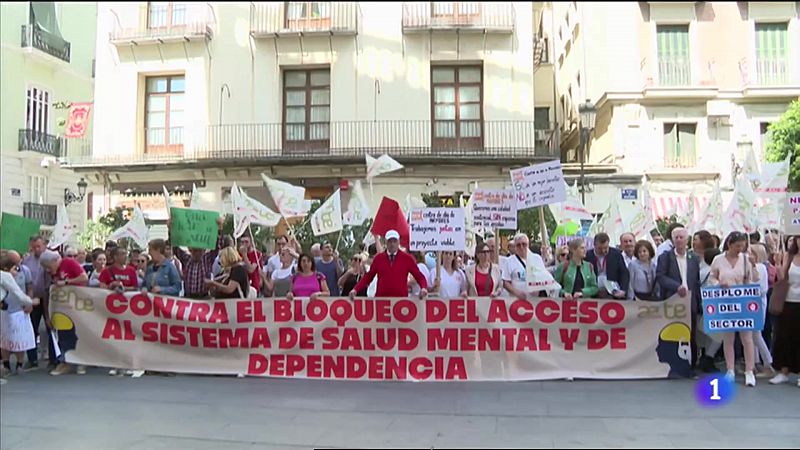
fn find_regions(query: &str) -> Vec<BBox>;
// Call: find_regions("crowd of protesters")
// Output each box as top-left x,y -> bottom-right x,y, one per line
1,222 -> 797,389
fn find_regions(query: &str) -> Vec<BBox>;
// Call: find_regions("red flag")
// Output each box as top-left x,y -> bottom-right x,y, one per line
64,102 -> 92,138
370,197 -> 410,249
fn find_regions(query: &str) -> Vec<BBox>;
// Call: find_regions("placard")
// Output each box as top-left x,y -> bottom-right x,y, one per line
0,212 -> 41,253
783,192 -> 800,234
169,208 -> 219,250
701,284 -> 764,333
409,208 -> 466,252
471,189 -> 517,229
510,160 -> 567,210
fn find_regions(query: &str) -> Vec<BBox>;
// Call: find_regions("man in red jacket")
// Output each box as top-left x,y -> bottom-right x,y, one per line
350,230 -> 428,299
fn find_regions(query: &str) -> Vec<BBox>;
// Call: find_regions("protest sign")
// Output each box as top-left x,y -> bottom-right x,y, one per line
701,284 -> 764,333
783,193 -> 800,234
0,212 -> 40,253
169,208 -> 218,250
471,189 -> 517,229
510,160 -> 567,210
555,235 -> 594,251
409,208 -> 466,252
51,286 -> 693,380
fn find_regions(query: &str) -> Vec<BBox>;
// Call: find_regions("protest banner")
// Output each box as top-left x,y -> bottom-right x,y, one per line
0,212 -> 41,253
701,284 -> 764,333
555,235 -> 594,251
783,193 -> 800,234
409,208 -> 466,252
510,160 -> 567,210
51,286 -> 693,380
471,189 -> 517,230
169,208 -> 219,250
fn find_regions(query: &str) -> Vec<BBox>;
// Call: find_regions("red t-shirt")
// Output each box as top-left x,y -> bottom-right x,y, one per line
245,250 -> 262,291
99,265 -> 139,288
56,257 -> 87,286
475,270 -> 494,296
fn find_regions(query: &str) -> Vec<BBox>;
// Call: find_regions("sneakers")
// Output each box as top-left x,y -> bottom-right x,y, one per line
50,363 -> 72,376
22,361 -> 39,372
769,373 -> 790,385
724,370 -> 735,382
76,365 -> 87,375
745,371 -> 756,387
108,369 -> 118,376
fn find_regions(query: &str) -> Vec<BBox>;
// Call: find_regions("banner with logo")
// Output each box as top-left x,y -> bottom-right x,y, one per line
64,102 -> 92,138
701,284 -> 764,333
409,208 -> 466,252
51,287 -> 693,380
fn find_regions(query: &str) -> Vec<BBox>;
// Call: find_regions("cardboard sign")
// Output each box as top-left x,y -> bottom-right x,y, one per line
0,212 -> 41,253
783,193 -> 800,234
471,189 -> 517,230
169,208 -> 218,250
510,160 -> 567,210
409,208 -> 466,252
701,284 -> 764,333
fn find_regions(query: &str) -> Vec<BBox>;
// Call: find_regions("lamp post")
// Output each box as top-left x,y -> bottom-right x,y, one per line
578,99 -> 597,205
64,178 -> 88,206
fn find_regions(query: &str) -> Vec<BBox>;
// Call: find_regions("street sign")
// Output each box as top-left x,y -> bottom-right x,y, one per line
621,189 -> 638,200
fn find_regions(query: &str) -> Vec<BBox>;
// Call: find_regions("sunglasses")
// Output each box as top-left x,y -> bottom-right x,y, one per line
351,257 -> 362,262
559,253 -> 569,257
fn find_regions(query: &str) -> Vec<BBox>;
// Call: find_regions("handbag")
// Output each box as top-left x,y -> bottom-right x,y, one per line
768,279 -> 788,316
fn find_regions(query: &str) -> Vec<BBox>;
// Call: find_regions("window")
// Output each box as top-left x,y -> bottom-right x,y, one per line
26,86 -> 50,135
663,123 -> 696,168
148,2 -> 187,29
760,122 -> 773,153
535,107 -> 550,130
755,23 -> 788,85
145,75 -> 184,155
285,2 -> 331,30
29,175 -> 47,204
657,25 -> 690,86
432,2 -> 481,18
431,66 -> 483,150
283,69 -> 330,151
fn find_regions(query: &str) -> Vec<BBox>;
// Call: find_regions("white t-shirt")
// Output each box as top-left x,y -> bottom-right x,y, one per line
271,264 -> 296,281
410,263 -> 431,297
502,252 -> 548,296
266,254 -> 282,274
438,268 -> 466,299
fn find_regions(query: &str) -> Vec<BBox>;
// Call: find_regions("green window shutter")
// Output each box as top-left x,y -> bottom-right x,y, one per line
677,124 -> 696,167
663,123 -> 677,166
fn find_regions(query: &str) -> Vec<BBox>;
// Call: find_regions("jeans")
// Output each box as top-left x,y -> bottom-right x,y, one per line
27,305 -> 58,364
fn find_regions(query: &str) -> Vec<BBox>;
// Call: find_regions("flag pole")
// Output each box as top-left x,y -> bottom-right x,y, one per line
334,228 -> 344,253
539,207 -> 551,264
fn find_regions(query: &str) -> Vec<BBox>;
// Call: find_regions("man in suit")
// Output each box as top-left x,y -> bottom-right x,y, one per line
656,226 -> 701,370
585,233 -> 629,299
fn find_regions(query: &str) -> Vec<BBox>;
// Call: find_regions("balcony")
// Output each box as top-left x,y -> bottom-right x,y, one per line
402,2 -> 515,34
658,58 -> 691,86
755,58 -> 788,86
18,130 -> 63,157
110,3 -> 215,45
61,120 -> 555,167
250,2 -> 359,37
24,203 -> 58,226
21,24 -> 71,63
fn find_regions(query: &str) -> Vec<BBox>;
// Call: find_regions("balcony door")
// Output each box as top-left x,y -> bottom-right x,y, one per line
431,2 -> 481,25
145,75 -> 184,156
285,2 -> 331,31
147,2 -> 188,29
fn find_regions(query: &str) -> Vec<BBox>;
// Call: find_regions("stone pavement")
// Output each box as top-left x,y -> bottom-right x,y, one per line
1,370 -> 798,449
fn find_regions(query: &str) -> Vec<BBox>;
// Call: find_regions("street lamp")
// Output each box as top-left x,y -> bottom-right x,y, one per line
578,99 -> 597,204
64,178 -> 88,206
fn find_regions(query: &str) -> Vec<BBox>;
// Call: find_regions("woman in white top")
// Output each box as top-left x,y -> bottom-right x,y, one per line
87,253 -> 107,287
265,248 -> 296,298
408,252 -> 431,299
749,245 -> 775,377
709,232 -> 760,387
433,251 -> 467,299
769,237 -> 800,387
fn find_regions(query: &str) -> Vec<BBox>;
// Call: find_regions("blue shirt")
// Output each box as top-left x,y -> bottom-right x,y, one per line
144,260 -> 182,296
315,257 -> 342,296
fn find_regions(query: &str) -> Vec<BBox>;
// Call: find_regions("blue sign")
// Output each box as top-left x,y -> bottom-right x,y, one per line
701,284 -> 764,333
621,189 -> 638,200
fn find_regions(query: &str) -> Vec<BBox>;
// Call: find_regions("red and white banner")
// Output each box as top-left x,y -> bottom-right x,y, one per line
64,102 -> 92,138
50,287 -> 693,381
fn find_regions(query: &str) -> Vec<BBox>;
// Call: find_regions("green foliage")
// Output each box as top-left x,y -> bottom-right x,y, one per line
77,220 -> 112,251
514,207 -> 557,245
98,207 -> 134,230
421,191 -> 442,207
765,99 -> 800,190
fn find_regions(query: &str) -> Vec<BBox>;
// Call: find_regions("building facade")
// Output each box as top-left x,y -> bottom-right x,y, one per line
1,2 -> 96,243
66,1 -> 555,233
546,1 -> 799,222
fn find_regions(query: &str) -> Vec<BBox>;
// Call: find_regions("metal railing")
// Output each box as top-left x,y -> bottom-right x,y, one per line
18,129 -> 63,157
111,3 -> 215,43
658,58 -> 691,86
402,2 -> 515,32
756,58 -> 788,86
21,25 -> 71,63
61,120 -> 555,166
250,2 -> 359,36
664,145 -> 696,169
23,202 -> 58,226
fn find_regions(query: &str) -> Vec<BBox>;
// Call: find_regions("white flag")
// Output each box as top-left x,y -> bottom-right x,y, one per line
551,181 -> 592,223
591,194 -> 625,241
231,183 -> 281,238
189,183 -> 200,209
756,155 -> 790,201
756,201 -> 782,231
108,205 -> 149,249
311,190 -> 343,236
343,180 -> 371,226
48,204 -> 75,249
261,174 -> 306,217
629,185 -> 657,240
693,182 -> 724,236
723,176 -> 758,235
163,185 -> 174,218
366,154 -> 403,181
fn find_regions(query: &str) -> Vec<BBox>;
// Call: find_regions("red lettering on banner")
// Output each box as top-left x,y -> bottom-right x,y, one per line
324,355 -> 345,378
600,303 -> 625,325
106,293 -> 127,314
409,357 -> 432,379
579,301 -> 599,324
394,300 -> 417,323
141,322 -> 157,342
610,328 -> 626,349
447,357 -> 467,380
307,355 -> 322,378
269,354 -> 285,376
123,320 -> 135,340
321,328 -> 339,350
501,329 -> 517,350
375,301 -> 391,323
308,299 -> 327,322
536,299 -> 559,323
299,327 -> 314,350
588,329 -> 609,350
175,300 -> 191,321
539,329 -> 551,351
510,300 -> 534,322
385,357 -> 405,379
250,328 -> 271,349
516,328 -> 537,351
286,354 -> 304,376
562,300 -> 578,323
102,318 -> 122,340
253,300 -> 267,321
237,301 -> 253,322
188,303 -> 211,323
244,355 -> 467,380
428,328 -> 458,350
218,328 -> 249,348
487,299 -> 509,322
368,356 -> 385,379
426,300 -> 447,322
187,326 -> 202,347
153,296 -> 173,319
131,294 -> 151,316
208,303 -> 230,324
274,300 -> 291,322
279,328 -> 298,349
248,354 -> 268,375
347,355 -> 367,378
329,300 -> 352,326
201,328 -> 218,348
559,328 -> 580,350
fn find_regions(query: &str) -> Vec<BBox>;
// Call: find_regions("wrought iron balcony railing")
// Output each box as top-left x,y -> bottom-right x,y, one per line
21,24 -> 71,63
18,129 -> 63,157
110,3 -> 215,44
402,2 -> 515,33
24,202 -> 58,226
250,2 -> 359,36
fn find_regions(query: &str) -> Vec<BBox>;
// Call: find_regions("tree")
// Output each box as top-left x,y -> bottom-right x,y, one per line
77,221 -> 112,251
765,99 -> 800,190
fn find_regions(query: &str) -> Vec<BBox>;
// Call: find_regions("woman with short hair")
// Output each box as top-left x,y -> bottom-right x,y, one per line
205,247 -> 250,299
287,254 -> 329,300
628,240 -> 656,300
